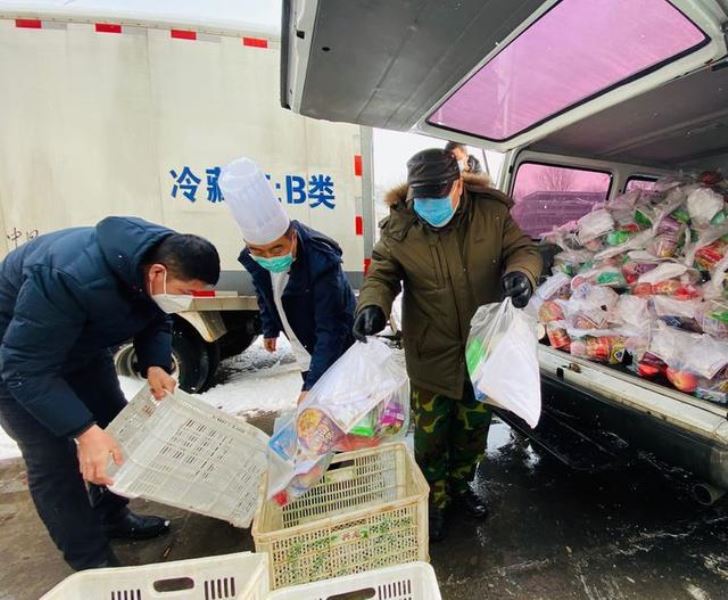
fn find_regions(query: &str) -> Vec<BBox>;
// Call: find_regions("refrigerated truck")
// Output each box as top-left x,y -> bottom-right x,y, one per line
0,8 -> 376,392
280,0 -> 728,501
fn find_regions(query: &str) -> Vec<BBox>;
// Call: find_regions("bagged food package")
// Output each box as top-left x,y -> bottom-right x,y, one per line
571,265 -> 627,289
695,369 -> 728,405
595,230 -> 655,261
648,232 -> 679,258
569,333 -> 627,365
649,323 -> 728,382
632,262 -> 701,299
546,320 -> 571,350
622,253 -> 661,285
571,283 -> 620,308
703,254 -> 728,300
298,339 -> 408,433
266,412 -> 337,507
612,294 -> 651,330
534,272 -> 572,301
268,339 -> 410,506
684,222 -> 728,267
578,209 -> 614,244
533,171 -> 728,404
687,187 -> 725,227
634,351 -> 668,379
466,299 -> 541,428
695,239 -> 728,271
538,300 -> 566,323
607,189 -> 642,214
652,296 -> 702,332
696,299 -> 728,339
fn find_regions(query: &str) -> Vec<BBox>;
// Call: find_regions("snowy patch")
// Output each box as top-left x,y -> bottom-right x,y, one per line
0,337 -> 300,461
0,431 -> 19,461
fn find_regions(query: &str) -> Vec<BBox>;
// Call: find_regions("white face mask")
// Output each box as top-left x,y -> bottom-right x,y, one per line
149,270 -> 195,314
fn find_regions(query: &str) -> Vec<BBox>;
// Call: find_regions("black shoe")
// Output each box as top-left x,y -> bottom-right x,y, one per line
105,510 -> 171,541
454,488 -> 489,520
429,506 -> 448,543
80,548 -> 121,570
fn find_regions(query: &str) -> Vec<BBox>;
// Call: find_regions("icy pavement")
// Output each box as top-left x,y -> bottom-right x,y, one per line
0,338 -> 300,461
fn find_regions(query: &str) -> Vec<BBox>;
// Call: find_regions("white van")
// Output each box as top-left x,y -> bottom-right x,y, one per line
281,0 -> 728,500
0,6 -> 376,392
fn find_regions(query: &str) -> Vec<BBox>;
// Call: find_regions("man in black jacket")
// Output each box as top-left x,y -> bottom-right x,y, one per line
0,216 -> 220,570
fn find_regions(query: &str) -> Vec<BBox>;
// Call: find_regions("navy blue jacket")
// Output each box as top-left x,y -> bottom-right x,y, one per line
240,221 -> 355,390
0,217 -> 174,437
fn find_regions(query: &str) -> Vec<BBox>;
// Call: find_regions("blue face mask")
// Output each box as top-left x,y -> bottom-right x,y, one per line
252,253 -> 294,273
414,196 -> 456,228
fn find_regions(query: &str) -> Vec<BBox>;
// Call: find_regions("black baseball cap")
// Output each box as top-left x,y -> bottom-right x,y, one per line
407,148 -> 460,198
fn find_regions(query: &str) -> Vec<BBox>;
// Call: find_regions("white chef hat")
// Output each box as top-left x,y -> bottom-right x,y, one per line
219,157 -> 290,245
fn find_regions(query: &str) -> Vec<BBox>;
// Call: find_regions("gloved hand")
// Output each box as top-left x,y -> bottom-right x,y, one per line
501,271 -> 533,309
352,306 -> 386,343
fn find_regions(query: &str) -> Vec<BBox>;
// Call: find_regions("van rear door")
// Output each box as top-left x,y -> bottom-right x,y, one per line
282,0 -> 727,151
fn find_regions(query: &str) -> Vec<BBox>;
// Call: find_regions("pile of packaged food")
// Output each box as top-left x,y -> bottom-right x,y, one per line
266,338 -> 409,507
528,171 -> 728,405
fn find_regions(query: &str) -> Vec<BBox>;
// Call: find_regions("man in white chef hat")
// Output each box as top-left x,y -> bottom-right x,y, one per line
220,158 -> 356,402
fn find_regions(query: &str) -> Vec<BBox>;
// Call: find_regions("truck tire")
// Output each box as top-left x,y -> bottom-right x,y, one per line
172,328 -> 211,394
113,329 -> 215,394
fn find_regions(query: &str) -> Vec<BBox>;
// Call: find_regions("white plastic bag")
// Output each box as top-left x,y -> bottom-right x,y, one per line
298,339 -> 408,433
577,209 -> 614,244
687,188 -> 724,227
466,299 -> 541,428
266,341 -> 410,506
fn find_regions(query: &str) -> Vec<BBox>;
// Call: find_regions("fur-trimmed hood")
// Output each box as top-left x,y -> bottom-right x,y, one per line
383,172 -> 510,208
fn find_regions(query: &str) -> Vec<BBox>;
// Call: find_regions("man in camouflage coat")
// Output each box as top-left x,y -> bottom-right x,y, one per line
353,149 -> 541,542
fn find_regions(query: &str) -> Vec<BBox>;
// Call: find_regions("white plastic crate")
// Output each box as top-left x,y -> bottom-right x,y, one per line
40,552 -> 269,600
253,442 -> 430,589
267,562 -> 441,600
107,386 -> 269,527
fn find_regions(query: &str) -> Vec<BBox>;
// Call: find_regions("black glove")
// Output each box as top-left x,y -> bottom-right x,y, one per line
501,271 -> 532,309
352,306 -> 386,343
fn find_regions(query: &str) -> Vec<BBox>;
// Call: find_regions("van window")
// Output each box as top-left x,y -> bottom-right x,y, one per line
625,177 -> 658,193
427,0 -> 707,141
511,163 -> 611,237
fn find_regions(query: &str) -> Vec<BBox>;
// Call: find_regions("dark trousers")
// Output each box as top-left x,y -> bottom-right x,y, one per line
0,354 -> 129,570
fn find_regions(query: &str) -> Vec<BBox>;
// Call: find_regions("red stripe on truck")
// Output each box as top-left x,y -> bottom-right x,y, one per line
355,216 -> 364,236
243,37 -> 268,48
95,23 -> 122,34
354,155 -> 363,176
15,19 -> 42,29
192,290 -> 216,298
364,258 -> 372,275
171,29 -> 197,41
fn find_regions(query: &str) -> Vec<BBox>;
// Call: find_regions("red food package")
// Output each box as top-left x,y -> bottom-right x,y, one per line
335,434 -> 381,453
546,325 -> 571,350
695,240 -> 728,271
652,279 -> 682,296
666,367 -> 699,394
538,300 -> 565,323
637,352 -> 667,378
632,282 -> 654,297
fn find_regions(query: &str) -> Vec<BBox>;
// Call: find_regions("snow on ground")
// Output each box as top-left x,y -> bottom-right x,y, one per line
198,337 -> 301,416
0,338 -> 300,461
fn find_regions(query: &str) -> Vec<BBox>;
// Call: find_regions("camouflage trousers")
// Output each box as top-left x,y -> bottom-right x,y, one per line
411,381 -> 492,509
